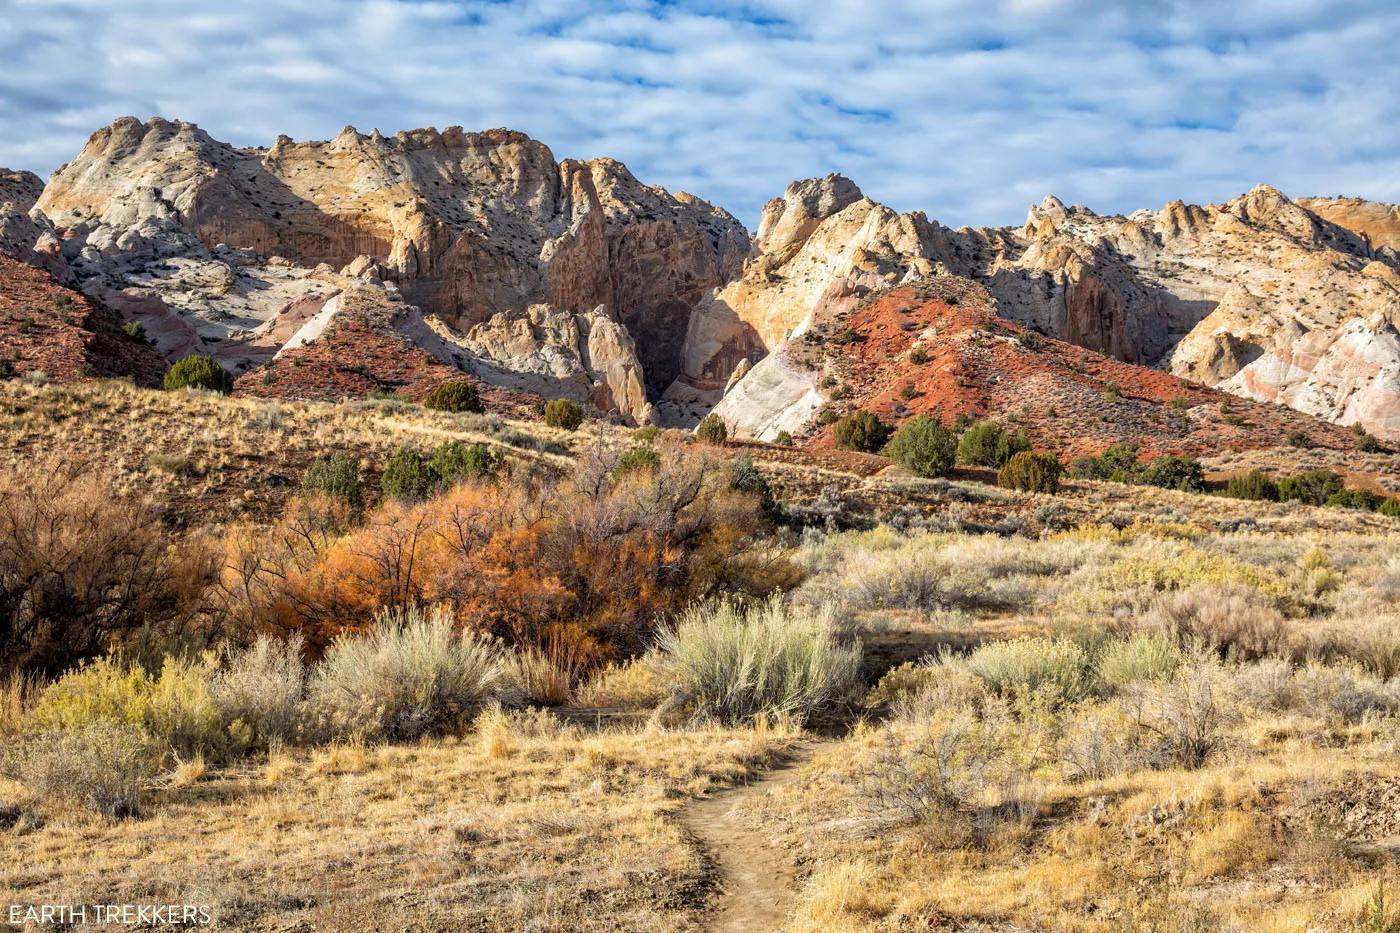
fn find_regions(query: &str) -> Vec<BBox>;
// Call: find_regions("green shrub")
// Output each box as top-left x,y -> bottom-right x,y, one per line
164,355 -> 233,394
887,415 -> 956,477
613,445 -> 661,478
695,413 -> 728,446
381,446 -> 433,502
423,380 -> 483,414
635,424 -> 660,444
956,420 -> 1030,468
774,430 -> 793,447
731,454 -> 781,525
0,722 -> 157,818
543,398 -> 584,431
1069,444 -> 1142,481
1380,497 -> 1400,519
1327,488 -> 1383,511
959,637 -> 1090,704
833,410 -> 889,453
1225,470 -> 1278,502
0,359 -> 12,380
656,596 -> 861,725
429,440 -> 502,487
310,604 -> 507,742
997,451 -> 1062,494
301,452 -> 364,511
909,347 -> 929,365
1139,455 -> 1205,493
1286,430 -> 1315,449
1278,469 -> 1344,506
122,321 -> 147,342
1358,433 -> 1383,453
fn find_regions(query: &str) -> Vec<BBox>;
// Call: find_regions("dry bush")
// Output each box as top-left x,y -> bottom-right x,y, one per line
573,652 -> 672,710
0,671 -> 40,737
1060,700 -> 1138,781
246,443 -> 785,667
1143,584 -> 1286,661
1121,661 -> 1227,769
860,702 -> 1044,844
860,712 -> 993,822
1294,663 -> 1400,722
959,637 -> 1092,704
1348,616 -> 1400,680
216,494 -> 358,654
888,665 -> 989,721
309,603 -> 508,742
214,634 -> 306,747
502,639 -> 582,707
655,596 -> 861,725
0,458 -> 215,673
1096,632 -> 1183,691
1230,658 -> 1300,712
1,722 -> 157,818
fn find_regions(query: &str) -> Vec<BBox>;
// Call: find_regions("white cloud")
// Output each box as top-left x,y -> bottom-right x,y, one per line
0,0 -> 1397,227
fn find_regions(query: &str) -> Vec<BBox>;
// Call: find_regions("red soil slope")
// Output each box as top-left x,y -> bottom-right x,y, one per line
232,289 -> 541,417
795,279 -> 1362,460
0,254 -> 164,386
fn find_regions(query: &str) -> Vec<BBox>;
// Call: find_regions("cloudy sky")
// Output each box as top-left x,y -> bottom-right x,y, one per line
1,0 -> 1397,228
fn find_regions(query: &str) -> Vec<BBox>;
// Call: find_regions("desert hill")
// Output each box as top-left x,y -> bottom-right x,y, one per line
715,278 -> 1362,461
0,252 -> 163,386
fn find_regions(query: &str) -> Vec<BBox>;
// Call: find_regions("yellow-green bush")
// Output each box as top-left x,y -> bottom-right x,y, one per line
27,655 -> 231,758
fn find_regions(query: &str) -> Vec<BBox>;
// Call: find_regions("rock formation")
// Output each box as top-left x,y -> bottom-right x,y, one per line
24,117 -> 746,420
6,117 -> 1400,440
697,175 -> 1400,441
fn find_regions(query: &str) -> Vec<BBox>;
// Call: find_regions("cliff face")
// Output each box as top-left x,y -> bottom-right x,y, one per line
23,117 -> 749,422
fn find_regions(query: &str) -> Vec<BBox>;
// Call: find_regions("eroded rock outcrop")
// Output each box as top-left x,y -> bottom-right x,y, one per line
701,175 -> 1400,440
31,117 -> 746,408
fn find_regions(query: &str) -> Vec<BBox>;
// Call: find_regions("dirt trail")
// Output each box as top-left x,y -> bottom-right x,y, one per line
682,741 -> 822,933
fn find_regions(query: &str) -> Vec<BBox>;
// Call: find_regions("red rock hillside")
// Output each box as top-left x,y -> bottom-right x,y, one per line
0,254 -> 164,386
795,279 -> 1363,460
232,286 -> 541,417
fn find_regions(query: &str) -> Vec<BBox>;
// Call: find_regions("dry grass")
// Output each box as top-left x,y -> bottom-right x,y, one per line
0,717 -> 794,932
0,379 -> 592,525
6,380 -> 1400,930
717,523 -> 1400,932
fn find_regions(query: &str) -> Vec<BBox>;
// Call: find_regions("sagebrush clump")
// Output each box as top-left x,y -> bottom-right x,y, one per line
310,604 -> 507,741
656,596 -> 861,724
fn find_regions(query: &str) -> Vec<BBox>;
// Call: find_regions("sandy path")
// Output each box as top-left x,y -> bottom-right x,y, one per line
682,742 -> 821,933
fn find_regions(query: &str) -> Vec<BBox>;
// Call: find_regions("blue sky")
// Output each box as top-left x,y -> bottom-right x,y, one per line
1,0 -> 1398,228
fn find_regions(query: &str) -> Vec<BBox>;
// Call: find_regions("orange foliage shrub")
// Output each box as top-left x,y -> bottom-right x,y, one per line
223,443 -> 800,666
